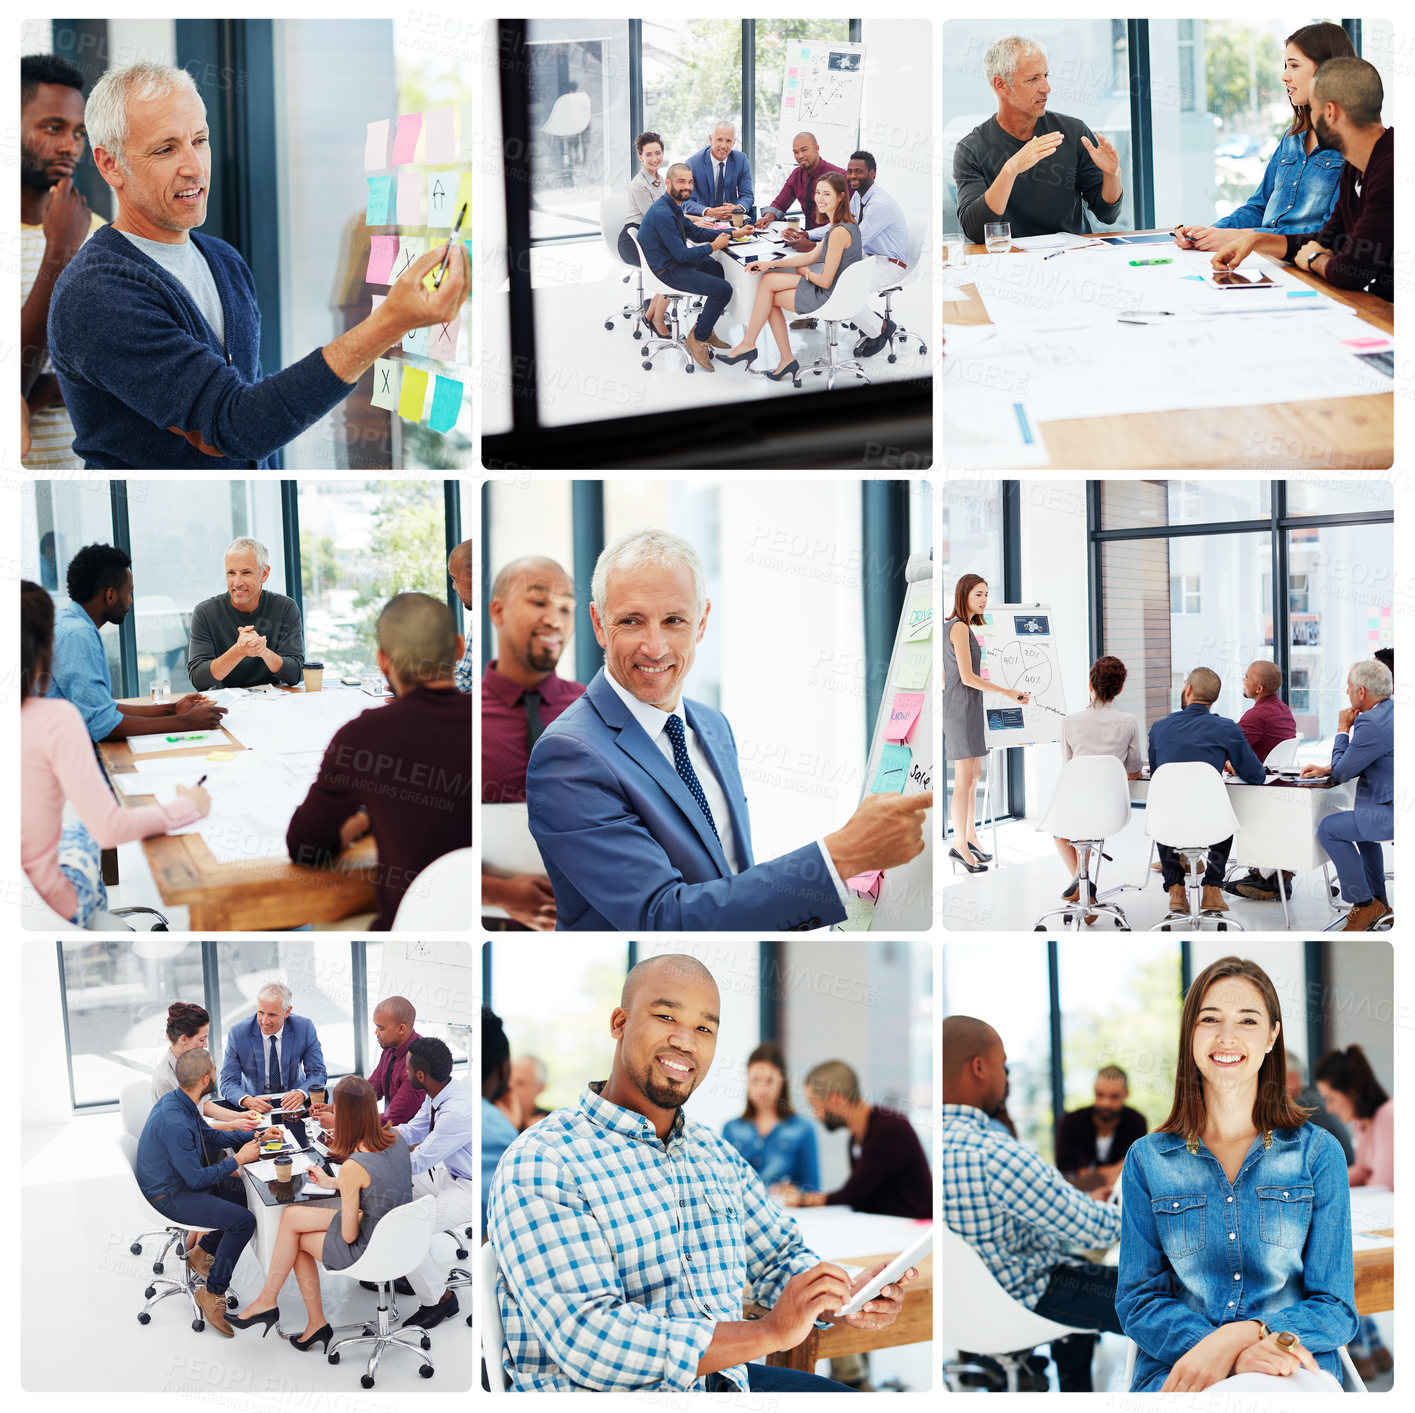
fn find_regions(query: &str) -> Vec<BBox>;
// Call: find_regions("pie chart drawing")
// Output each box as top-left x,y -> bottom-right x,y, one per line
998,639 -> 1058,701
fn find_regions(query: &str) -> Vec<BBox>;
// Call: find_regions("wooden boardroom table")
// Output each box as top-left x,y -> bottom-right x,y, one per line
943,228 -> 1394,469
98,689 -> 378,931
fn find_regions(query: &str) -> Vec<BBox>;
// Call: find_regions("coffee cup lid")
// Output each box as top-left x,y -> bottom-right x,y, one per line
304,661 -> 324,670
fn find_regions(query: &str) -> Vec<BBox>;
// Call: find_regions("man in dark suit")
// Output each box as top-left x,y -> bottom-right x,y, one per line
525,528 -> 931,930
683,122 -> 755,219
219,982 -> 327,1113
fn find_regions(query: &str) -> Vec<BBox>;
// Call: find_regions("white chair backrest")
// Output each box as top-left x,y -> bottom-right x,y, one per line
121,1076 -> 155,1139
117,1130 -> 141,1175
939,1222 -> 1096,1353
1143,762 -> 1240,848
875,218 -> 924,292
813,253 -> 878,322
481,1240 -> 511,1393
1262,736 -> 1299,770
336,1193 -> 436,1282
1035,753 -> 1133,840
631,228 -> 688,299
392,847 -> 476,931
600,192 -> 631,266
1122,1337 -> 1137,1390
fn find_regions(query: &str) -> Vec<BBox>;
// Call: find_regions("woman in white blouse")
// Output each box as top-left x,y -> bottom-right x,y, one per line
621,130 -> 671,337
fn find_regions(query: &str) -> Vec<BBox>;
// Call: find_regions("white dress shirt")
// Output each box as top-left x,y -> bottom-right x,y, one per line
397,1081 -> 474,1179
261,1027 -> 284,1093
809,184 -> 910,262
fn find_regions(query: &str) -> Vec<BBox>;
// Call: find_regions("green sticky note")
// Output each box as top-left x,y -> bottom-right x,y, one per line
903,581 -> 932,642
895,640 -> 930,690
427,374 -> 463,433
397,366 -> 428,422
871,742 -> 911,794
837,893 -> 875,931
365,174 -> 393,225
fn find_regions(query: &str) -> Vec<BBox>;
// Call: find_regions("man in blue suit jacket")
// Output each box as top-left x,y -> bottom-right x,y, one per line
1302,659 -> 1394,930
1148,666 -> 1265,916
525,529 -> 932,931
220,982 -> 327,1113
684,122 -> 755,219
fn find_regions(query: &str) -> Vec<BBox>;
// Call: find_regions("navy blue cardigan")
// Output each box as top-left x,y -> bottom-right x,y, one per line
48,224 -> 355,469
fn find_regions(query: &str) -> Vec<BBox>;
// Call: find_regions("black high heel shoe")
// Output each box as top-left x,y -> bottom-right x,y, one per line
228,1307 -> 280,1335
716,348 -> 758,366
967,845 -> 994,862
290,1323 -> 333,1353
948,846 -> 988,874
763,359 -> 800,384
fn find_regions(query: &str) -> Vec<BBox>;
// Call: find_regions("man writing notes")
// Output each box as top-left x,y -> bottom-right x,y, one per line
219,982 -> 327,1113
683,122 -> 754,220
187,537 -> 303,689
525,529 -> 932,930
1300,658 -> 1394,931
953,36 -> 1123,243
486,953 -> 917,1392
1213,58 -> 1393,301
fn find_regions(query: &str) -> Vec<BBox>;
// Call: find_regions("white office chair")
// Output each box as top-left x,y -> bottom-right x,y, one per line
391,847 -> 475,931
940,1223 -> 1097,1392
800,257 -> 877,391
480,1240 -> 511,1393
1145,762 -> 1244,931
1120,1335 -> 1366,1392
20,875 -> 169,932
870,225 -> 929,362
1221,737 -> 1304,922
599,193 -> 647,337
119,1079 -> 180,1272
629,228 -> 697,374
1033,754 -> 1134,931
117,1132 -> 239,1330
326,1194 -> 437,1389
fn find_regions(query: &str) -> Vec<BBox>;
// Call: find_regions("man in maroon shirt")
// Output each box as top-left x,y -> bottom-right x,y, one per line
481,556 -> 585,930
755,131 -> 846,330
1225,659 -> 1299,903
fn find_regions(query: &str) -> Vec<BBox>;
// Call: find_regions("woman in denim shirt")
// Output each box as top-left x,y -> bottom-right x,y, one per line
1173,23 -> 1354,251
1117,957 -> 1357,1392
722,1043 -> 820,1192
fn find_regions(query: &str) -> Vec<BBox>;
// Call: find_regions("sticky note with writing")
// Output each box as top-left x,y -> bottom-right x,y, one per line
397,169 -> 422,226
885,692 -> 924,742
427,375 -> 463,433
895,640 -> 930,690
429,311 -> 460,362
366,235 -> 398,284
402,323 -> 430,357
903,582 -> 933,642
870,743 -> 911,794
391,112 -> 422,164
836,893 -> 874,931
365,174 -> 393,225
392,235 -> 425,282
845,869 -> 883,902
397,366 -> 428,422
426,172 -> 454,227
904,757 -> 933,796
364,118 -> 390,171
370,358 -> 400,410
424,106 -> 455,164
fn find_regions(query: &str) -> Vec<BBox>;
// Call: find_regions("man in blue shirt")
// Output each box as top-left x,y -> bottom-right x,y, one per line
135,1047 -> 262,1336
48,542 -> 228,742
1301,658 -> 1394,930
683,122 -> 754,219
636,164 -> 733,371
1148,667 -> 1264,916
448,538 -> 475,693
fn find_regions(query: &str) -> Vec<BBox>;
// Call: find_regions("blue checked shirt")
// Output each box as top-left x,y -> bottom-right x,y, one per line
941,1103 -> 1121,1308
453,631 -> 475,694
47,599 -> 123,741
486,1082 -> 824,1392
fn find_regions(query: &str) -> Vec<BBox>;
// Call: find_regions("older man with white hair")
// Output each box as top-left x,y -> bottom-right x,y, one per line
952,35 -> 1123,243
683,120 -> 755,220
46,61 -> 468,469
187,536 -> 304,689
219,981 -> 327,1114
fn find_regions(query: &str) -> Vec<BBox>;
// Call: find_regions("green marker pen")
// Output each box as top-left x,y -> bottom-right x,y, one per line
164,732 -> 209,743
1129,258 -> 1173,266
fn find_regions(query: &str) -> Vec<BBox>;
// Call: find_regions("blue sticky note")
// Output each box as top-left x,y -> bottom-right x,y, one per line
403,323 -> 430,357
871,742 -> 911,795
1180,273 -> 1205,281
427,374 -> 463,433
1288,289 -> 1318,298
365,174 -> 393,226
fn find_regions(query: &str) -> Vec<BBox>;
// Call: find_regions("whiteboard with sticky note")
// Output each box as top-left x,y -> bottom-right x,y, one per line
835,549 -> 934,933
973,604 -> 1068,749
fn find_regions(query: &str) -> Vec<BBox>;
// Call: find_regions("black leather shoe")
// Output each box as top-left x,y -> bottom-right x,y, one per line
402,1291 -> 460,1330
856,318 -> 897,359
948,847 -> 987,874
359,1276 -> 416,1296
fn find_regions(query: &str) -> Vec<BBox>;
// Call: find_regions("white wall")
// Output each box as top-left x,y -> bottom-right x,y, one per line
23,943 -> 71,1129
860,19 -> 933,245
105,20 -> 177,67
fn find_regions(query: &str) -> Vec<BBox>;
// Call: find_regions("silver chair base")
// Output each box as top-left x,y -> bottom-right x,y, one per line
1322,905 -> 1395,933
804,352 -> 871,391
137,1239 -> 238,1330
130,1227 -> 182,1272
1034,841 -> 1129,930
329,1285 -> 434,1386
943,1352 -> 1035,1394
1034,902 -> 1131,932
638,301 -> 696,374
108,904 -> 171,929
877,288 -> 928,363
1148,849 -> 1244,931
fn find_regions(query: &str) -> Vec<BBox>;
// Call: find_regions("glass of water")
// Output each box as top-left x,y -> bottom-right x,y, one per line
984,221 -> 1012,254
150,678 -> 171,703
942,232 -> 968,272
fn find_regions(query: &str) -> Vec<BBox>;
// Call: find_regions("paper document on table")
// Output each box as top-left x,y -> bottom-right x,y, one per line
941,351 -> 1048,469
726,240 -> 786,262
940,284 -> 969,302
1010,232 -> 1101,252
126,730 -> 228,754
165,753 -> 309,860
483,802 -> 546,875
248,1152 -> 315,1182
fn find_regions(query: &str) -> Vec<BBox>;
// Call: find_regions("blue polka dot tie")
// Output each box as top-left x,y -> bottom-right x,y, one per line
663,713 -> 720,842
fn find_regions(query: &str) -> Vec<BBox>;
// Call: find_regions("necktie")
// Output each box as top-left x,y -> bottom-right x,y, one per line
522,689 -> 545,749
429,1099 -> 438,1133
714,160 -> 724,206
663,714 -> 719,841
267,1035 -> 279,1094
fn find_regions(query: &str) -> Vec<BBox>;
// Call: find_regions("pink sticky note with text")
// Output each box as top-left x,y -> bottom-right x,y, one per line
391,112 -> 423,164
365,235 -> 398,284
846,870 -> 883,902
885,692 -> 924,742
429,310 -> 461,363
423,106 -> 455,164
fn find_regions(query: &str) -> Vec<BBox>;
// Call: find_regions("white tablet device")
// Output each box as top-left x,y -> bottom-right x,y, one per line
833,1226 -> 933,1317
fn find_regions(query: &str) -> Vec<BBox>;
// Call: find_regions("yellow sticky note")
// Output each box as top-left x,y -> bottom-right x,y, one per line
206,749 -> 238,761
455,169 -> 474,224
397,366 -> 429,422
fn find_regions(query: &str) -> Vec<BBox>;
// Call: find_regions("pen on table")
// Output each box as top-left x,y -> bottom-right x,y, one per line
1117,309 -> 1177,324
431,202 -> 468,289
195,775 -> 208,788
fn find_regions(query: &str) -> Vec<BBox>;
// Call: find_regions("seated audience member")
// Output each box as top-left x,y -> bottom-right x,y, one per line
311,994 -> 423,1127
1212,57 -> 1392,301
393,1036 -> 475,1330
46,544 -> 226,740
953,35 -> 1122,243
1148,667 -> 1264,916
1225,660 -> 1299,901
1300,658 -> 1394,930
722,1041 -> 820,1192
21,579 -> 209,925
1054,654 -> 1143,906
1172,23 -> 1353,250
231,1075 -> 412,1348
779,1060 -> 930,1219
1055,1065 -> 1147,1187
756,130 -> 845,235
136,1048 -> 262,1337
509,1055 -> 552,1130
684,121 -> 754,219
1288,1053 -> 1354,1163
219,982 -> 327,1113
942,1015 -> 1123,1392
287,592 -> 473,929
1315,1046 -> 1394,1189
1374,646 -> 1392,677
621,130 -> 672,338
152,1001 -> 259,1131
187,537 -> 304,689
481,1006 -> 519,1237
486,955 -> 916,1392
449,537 -> 476,693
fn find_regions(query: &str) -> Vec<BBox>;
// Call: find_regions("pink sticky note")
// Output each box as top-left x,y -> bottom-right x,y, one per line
979,668 -> 990,679
429,310 -> 461,362
788,67 -> 798,76
391,112 -> 423,165
397,169 -> 422,226
846,870 -> 883,902
885,691 -> 924,742
424,106 -> 455,164
365,235 -> 398,284
785,97 -> 796,107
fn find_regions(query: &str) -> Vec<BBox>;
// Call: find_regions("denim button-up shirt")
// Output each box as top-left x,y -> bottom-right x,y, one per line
1117,1124 -> 1357,1392
722,1113 -> 821,1191
1214,130 -> 1345,234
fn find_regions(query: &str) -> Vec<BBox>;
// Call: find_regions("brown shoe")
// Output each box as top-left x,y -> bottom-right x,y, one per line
789,317 -> 818,330
1150,860 -> 1164,872
1342,898 -> 1388,931
703,333 -> 731,350
195,1286 -> 234,1337
684,332 -> 715,371
1352,1354 -> 1377,1381
1201,886 -> 1228,913
188,1244 -> 214,1280
1167,884 -> 1188,913
1373,1346 -> 1393,1373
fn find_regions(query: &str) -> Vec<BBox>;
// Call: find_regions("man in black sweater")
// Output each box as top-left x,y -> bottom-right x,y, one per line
187,536 -> 304,689
1054,1065 -> 1147,1188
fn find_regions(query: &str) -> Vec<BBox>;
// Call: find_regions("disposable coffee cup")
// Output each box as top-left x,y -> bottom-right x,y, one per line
730,212 -> 745,228
303,661 -> 324,692
275,1155 -> 293,1182
310,1085 -> 326,1105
